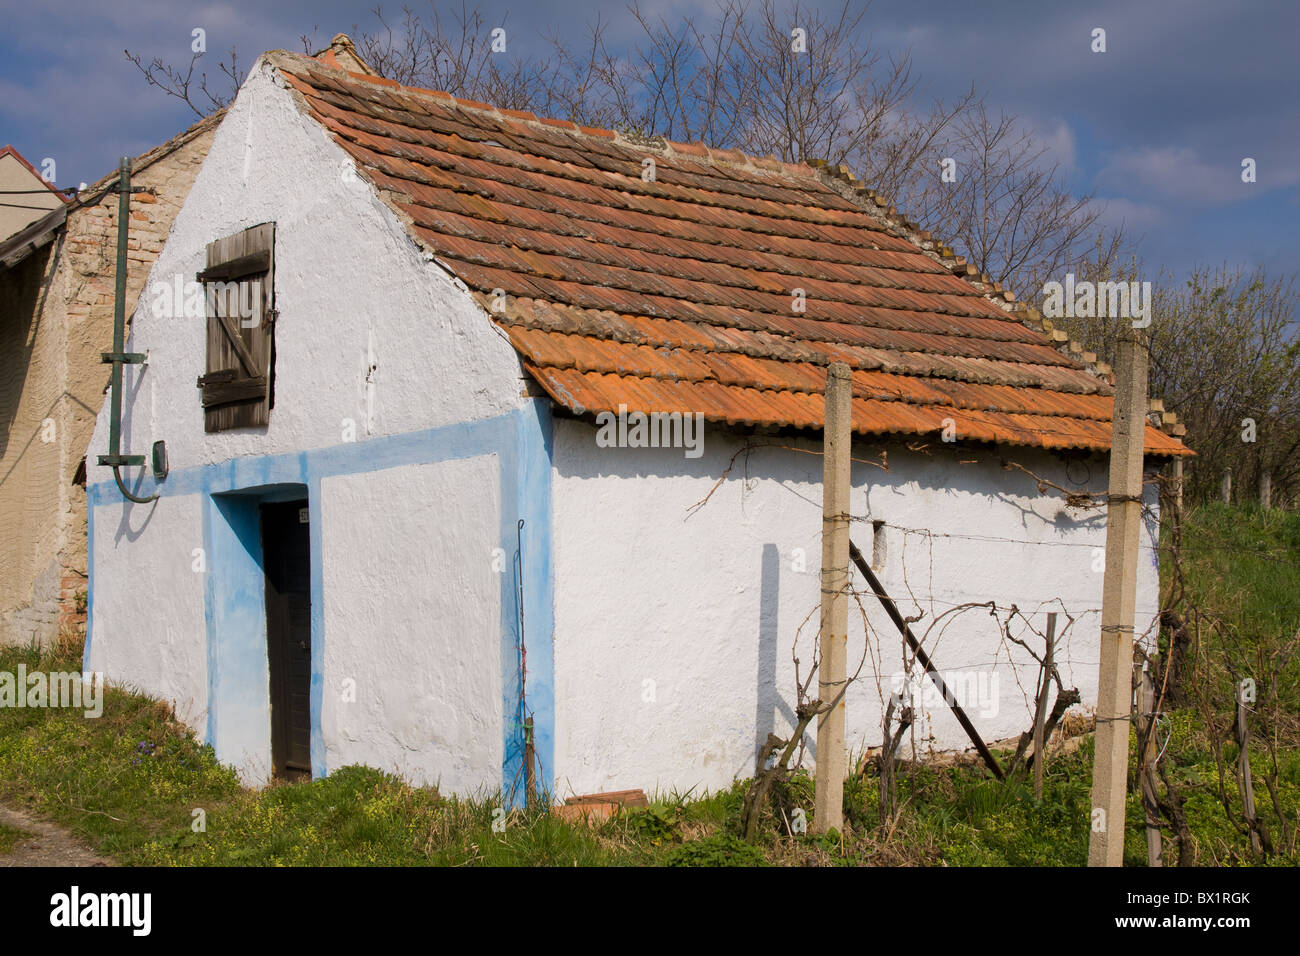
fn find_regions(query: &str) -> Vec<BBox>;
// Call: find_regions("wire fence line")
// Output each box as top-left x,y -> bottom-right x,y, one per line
711,441 -> 1294,566
690,434 -> 1284,762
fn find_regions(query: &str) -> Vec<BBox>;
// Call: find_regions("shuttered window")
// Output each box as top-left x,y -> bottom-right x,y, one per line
195,223 -> 276,431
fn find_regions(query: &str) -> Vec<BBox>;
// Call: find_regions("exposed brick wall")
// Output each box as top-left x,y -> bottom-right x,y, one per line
0,114 -> 218,647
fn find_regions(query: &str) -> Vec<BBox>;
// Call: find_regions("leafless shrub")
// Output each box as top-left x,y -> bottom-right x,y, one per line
124,47 -> 244,117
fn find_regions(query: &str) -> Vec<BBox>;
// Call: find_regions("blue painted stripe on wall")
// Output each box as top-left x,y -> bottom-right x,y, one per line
87,417 -> 535,506
86,406 -> 555,798
202,487 -> 217,748
306,466 -> 326,780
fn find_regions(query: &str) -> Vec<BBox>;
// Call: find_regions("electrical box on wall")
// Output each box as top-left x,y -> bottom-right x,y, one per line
151,440 -> 168,481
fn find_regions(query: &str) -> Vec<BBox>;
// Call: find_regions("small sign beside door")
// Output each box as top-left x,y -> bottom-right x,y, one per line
298,508 -> 309,524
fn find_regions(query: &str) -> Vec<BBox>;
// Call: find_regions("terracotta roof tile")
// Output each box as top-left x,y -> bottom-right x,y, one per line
273,51 -> 1191,458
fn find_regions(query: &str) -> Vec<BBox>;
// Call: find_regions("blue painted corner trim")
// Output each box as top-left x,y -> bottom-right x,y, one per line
501,400 -> 556,807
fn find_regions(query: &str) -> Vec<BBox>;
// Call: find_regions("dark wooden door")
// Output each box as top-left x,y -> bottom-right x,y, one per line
262,500 -> 312,779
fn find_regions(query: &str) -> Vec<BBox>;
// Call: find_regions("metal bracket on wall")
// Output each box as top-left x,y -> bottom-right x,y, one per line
96,156 -> 160,505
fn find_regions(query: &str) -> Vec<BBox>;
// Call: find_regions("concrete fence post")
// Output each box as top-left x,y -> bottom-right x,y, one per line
814,362 -> 851,834
1088,329 -> 1147,867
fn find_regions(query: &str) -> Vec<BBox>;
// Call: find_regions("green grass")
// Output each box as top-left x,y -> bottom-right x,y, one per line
1155,502 -> 1300,862
0,502 -> 1295,865
0,640 -> 623,866
1175,501 -> 1300,645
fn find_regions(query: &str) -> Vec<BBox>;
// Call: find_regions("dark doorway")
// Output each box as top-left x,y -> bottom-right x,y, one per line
261,499 -> 312,780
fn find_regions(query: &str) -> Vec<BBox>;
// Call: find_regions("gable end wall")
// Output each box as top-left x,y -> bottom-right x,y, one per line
83,60 -> 549,795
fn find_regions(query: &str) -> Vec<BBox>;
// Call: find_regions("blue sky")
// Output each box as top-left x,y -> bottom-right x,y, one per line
2,0 -> 1296,279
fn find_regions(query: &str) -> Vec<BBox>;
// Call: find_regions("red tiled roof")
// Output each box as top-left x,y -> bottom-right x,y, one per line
270,51 -> 1190,458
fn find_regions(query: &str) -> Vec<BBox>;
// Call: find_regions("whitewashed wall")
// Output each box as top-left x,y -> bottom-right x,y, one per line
88,491 -> 209,729
550,419 -> 1162,798
320,456 -> 503,795
85,58 -> 525,788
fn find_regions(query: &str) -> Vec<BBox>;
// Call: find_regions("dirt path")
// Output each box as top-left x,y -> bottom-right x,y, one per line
0,804 -> 113,867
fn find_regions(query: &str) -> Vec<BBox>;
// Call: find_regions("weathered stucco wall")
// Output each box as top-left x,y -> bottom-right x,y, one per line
89,491 -> 209,730
0,116 -> 216,647
84,59 -> 536,790
550,418 -> 1162,798
321,456 -> 503,795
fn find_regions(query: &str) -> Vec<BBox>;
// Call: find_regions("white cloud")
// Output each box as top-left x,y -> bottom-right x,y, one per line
1034,118 -> 1077,174
1097,145 -> 1298,203
1094,196 -> 1164,230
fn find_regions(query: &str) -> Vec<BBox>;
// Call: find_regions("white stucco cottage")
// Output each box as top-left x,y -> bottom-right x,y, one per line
83,38 -> 1190,801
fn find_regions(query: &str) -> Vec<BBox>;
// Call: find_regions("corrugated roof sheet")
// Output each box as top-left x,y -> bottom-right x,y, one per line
272,51 -> 1191,458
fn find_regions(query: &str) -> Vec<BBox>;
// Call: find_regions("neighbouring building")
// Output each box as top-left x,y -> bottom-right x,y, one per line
82,38 -> 1190,800
0,114 -> 220,646
0,145 -> 67,242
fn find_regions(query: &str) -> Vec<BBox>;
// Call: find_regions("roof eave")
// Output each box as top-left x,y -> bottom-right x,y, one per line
0,204 -> 66,270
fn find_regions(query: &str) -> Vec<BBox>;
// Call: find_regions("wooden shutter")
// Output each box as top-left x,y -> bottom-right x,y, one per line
196,223 -> 276,431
